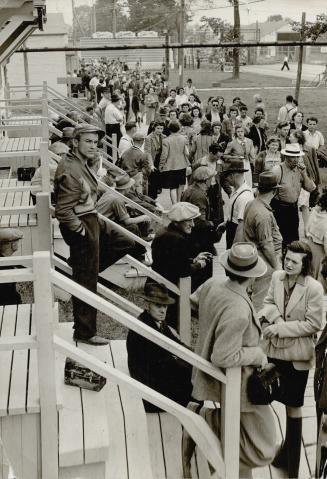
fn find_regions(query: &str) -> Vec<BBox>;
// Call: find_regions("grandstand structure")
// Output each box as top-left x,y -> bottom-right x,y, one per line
79,36 -> 173,69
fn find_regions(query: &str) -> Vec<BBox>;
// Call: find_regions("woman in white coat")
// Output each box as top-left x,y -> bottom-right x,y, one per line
260,240 -> 324,479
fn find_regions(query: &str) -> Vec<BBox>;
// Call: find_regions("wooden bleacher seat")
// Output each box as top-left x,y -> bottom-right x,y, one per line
0,137 -> 42,172
0,179 -> 37,256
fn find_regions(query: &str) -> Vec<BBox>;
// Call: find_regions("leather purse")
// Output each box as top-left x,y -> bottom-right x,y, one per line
247,363 -> 284,405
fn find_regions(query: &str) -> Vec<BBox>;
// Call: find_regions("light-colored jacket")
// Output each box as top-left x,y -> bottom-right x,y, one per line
159,132 -> 189,172
260,270 -> 324,370
191,278 -> 266,412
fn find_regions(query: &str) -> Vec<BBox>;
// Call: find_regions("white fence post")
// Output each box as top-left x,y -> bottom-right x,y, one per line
36,192 -> 52,253
39,141 -> 50,193
33,251 -> 58,479
112,133 -> 118,163
221,367 -> 241,479
178,276 -> 192,346
41,81 -> 49,141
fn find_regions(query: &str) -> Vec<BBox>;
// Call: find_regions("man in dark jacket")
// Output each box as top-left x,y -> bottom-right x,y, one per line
0,228 -> 23,305
126,282 -> 192,412
54,124 -> 110,346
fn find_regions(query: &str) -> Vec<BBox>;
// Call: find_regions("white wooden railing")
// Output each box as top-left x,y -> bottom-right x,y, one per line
0,251 -> 242,479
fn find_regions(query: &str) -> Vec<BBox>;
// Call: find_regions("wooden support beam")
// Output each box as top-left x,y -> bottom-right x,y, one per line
0,335 -> 37,351
178,276 -> 191,346
36,193 -> 52,253
33,252 -> 58,479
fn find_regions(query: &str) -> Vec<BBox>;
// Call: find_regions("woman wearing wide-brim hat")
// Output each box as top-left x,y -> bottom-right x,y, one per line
126,282 -> 193,412
183,242 -> 276,478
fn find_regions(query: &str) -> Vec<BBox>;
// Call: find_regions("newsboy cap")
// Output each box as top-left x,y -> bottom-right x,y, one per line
192,166 -> 215,182
132,132 -> 145,142
0,228 -> 23,243
167,202 -> 201,222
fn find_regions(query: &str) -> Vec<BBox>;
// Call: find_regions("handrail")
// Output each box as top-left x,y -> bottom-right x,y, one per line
53,254 -> 142,317
51,268 -> 226,384
98,179 -> 163,224
53,335 -> 225,474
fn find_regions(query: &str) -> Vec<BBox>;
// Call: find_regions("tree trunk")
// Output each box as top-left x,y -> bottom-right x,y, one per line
233,0 -> 240,79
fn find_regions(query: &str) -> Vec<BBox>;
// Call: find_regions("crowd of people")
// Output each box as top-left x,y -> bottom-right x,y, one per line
3,60 -> 327,478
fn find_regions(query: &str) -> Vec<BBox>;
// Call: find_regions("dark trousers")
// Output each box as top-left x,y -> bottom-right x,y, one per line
226,220 -> 238,249
60,214 -> 101,339
271,198 -> 299,251
281,61 -> 290,71
105,123 -> 122,160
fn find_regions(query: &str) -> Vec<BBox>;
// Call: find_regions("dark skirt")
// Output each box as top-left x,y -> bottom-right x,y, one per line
161,168 -> 186,189
268,357 -> 309,407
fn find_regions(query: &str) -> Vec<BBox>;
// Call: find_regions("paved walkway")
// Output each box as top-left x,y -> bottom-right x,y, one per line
242,62 -> 325,82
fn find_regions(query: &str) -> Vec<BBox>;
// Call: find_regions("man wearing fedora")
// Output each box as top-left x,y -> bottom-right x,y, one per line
55,124 -> 110,346
218,159 -> 254,248
271,143 -> 315,251
243,171 -> 283,311
104,93 -> 124,158
126,282 -> 193,412
183,243 -> 276,477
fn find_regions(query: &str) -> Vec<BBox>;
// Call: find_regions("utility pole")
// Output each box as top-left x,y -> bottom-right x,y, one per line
92,2 -> 96,34
165,30 -> 170,83
178,0 -> 185,87
233,0 -> 240,79
112,0 -> 117,39
295,12 -> 306,102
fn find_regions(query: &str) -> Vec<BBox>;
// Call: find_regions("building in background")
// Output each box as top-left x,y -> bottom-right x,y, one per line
6,13 -> 69,95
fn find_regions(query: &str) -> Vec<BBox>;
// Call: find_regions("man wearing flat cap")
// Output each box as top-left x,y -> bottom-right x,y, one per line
127,282 -> 192,412
242,171 -> 283,311
0,228 -> 23,305
55,124 -> 110,345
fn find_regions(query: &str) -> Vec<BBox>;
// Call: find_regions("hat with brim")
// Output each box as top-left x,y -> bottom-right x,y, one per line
140,282 -> 175,305
219,242 -> 267,278
73,124 -> 105,140
167,202 -> 201,222
221,158 -> 248,176
258,171 -> 281,190
281,143 -> 305,157
111,93 -> 121,103
115,174 -> 135,190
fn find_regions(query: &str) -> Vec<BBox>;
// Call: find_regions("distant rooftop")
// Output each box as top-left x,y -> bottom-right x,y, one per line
245,20 -> 290,38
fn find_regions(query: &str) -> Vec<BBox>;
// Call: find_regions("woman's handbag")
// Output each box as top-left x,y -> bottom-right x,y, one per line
247,363 -> 284,405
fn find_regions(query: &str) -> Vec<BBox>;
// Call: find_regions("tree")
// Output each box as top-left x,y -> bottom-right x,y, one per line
73,5 -> 93,39
290,13 -> 327,41
267,15 -> 283,22
126,0 -> 180,34
95,0 -> 128,34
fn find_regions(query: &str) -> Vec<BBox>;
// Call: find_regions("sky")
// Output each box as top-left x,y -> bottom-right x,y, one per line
48,0 -> 327,27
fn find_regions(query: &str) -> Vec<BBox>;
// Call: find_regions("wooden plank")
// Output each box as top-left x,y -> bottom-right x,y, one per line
0,305 -> 17,416
0,416 -> 23,477
159,412 -> 184,479
11,138 -> 20,152
21,414 -> 41,479
57,324 -> 85,468
9,182 -> 22,230
96,335 -> 129,479
78,341 -> 110,465
0,179 -> 14,228
146,413 -> 167,479
27,305 -> 39,414
59,462 -> 106,479
110,340 -> 153,479
7,304 -> 31,415
17,137 -> 25,152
